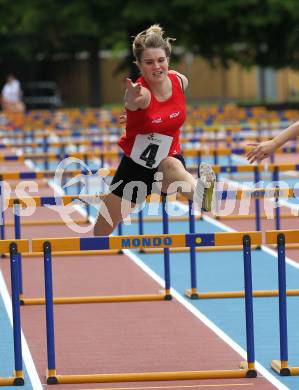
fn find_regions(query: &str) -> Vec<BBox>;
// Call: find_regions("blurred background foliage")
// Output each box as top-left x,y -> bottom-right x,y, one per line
1,0 -> 299,106
1,0 -> 299,68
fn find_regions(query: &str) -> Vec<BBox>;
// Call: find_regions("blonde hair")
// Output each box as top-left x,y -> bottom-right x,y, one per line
132,24 -> 175,63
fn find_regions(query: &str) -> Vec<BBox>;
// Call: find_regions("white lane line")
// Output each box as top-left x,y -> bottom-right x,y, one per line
0,270 -> 43,390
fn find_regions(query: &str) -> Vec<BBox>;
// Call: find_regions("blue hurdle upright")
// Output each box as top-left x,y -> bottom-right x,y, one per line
0,239 -> 29,386
266,229 -> 299,376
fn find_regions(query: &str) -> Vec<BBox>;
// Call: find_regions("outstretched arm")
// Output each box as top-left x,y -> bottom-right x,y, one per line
247,121 -> 299,163
124,78 -> 150,111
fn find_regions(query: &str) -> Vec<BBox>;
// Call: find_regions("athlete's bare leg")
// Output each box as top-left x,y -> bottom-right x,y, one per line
93,193 -> 134,236
159,157 -> 196,197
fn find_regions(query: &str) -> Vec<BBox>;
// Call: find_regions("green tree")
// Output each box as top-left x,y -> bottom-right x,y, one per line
0,0 -> 125,105
2,0 -> 299,103
169,0 -> 299,69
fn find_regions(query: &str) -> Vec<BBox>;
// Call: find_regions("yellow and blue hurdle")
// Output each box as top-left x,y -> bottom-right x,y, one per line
185,187 -> 299,299
10,198 -> 159,305
266,229 -> 299,376
10,196 -> 196,305
0,239 -> 29,386
3,194 -> 191,305
31,231 -> 259,384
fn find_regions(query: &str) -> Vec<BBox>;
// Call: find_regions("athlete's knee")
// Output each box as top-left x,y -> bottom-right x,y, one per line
159,157 -> 181,174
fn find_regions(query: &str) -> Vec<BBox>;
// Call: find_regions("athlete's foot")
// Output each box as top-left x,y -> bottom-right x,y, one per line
196,162 -> 216,212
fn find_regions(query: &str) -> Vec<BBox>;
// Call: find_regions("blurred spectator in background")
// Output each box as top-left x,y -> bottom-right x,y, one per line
1,74 -> 25,112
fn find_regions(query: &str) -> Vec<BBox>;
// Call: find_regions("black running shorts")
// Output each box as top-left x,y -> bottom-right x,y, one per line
110,154 -> 186,204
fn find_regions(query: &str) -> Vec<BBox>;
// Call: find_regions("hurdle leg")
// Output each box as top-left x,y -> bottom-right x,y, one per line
0,177 -> 6,257
9,243 -> 24,385
138,209 -> 145,253
13,201 -> 24,301
162,198 -> 172,300
271,233 -> 291,376
240,235 -> 257,377
117,222 -> 123,254
185,200 -> 199,299
254,168 -> 261,232
43,139 -> 49,170
83,154 -> 91,221
43,241 -> 58,384
272,167 -> 281,230
274,186 -> 281,231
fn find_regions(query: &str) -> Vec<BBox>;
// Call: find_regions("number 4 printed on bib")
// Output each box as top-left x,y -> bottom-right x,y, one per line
140,143 -> 159,168
130,133 -> 173,169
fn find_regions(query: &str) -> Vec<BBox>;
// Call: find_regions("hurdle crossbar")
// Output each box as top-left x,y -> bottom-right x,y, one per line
46,368 -> 256,384
1,244 -> 260,260
217,213 -> 299,220
266,229 -> 299,245
32,231 -> 262,252
0,239 -> 29,253
5,218 -> 88,227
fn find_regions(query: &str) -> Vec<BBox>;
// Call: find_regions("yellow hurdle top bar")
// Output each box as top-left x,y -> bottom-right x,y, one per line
266,230 -> 299,244
0,239 -> 29,252
31,232 -> 261,252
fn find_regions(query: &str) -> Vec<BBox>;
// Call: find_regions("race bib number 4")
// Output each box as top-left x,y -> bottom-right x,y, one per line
130,133 -> 173,169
